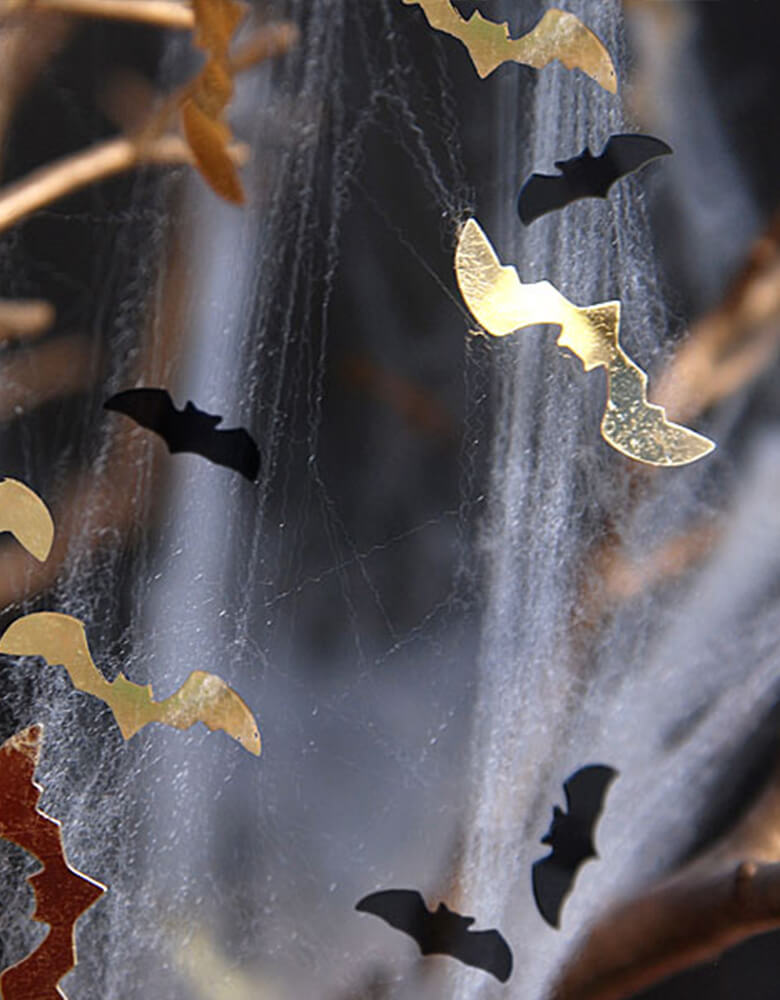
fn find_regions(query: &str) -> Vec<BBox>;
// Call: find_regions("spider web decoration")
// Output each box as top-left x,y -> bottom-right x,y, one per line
0,1 -> 777,999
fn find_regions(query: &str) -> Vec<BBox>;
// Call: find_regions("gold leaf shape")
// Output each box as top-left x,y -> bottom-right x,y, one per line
401,0 -> 617,93
455,218 -> 715,467
0,724 -> 105,1000
0,477 -> 54,562
181,0 -> 247,203
0,613 -> 261,755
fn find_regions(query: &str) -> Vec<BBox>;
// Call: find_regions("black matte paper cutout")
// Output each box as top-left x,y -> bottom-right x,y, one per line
355,889 -> 513,982
517,134 -> 672,224
104,388 -> 260,482
532,764 -> 618,928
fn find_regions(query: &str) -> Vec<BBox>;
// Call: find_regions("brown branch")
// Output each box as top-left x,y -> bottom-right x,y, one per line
550,765 -> 780,1000
230,20 -> 300,74
578,517 -> 722,627
654,210 -> 780,424
0,299 -> 55,340
0,14 -> 72,170
0,133 -> 248,232
0,334 -> 94,418
1,0 -> 193,29
0,19 -> 295,231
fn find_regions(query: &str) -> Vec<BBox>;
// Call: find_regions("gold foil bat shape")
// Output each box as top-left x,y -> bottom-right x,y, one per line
401,0 -> 617,93
0,613 -> 261,755
0,724 -> 105,1000
455,218 -> 715,467
0,477 -> 54,561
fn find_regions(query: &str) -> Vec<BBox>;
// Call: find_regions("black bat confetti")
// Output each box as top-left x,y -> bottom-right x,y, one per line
517,134 -> 672,224
532,764 -> 618,928
104,388 -> 260,481
355,889 -> 513,982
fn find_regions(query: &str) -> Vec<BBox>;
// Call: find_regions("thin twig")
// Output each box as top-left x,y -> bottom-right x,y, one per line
0,299 -> 55,340
0,20 -> 296,231
0,14 -> 72,170
0,133 -> 248,232
0,0 -> 193,29
0,334 -> 94,418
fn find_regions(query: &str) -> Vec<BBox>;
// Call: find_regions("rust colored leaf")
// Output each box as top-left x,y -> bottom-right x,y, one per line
181,0 -> 247,203
0,724 -> 105,1000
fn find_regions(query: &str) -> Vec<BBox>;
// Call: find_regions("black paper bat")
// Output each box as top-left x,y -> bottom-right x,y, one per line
532,764 -> 618,928
355,889 -> 513,982
104,388 -> 260,481
517,134 -> 672,224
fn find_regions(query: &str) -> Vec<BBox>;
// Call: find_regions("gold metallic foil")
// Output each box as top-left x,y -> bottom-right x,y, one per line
455,218 -> 715,467
401,0 -> 617,93
0,477 -> 54,562
0,613 -> 261,755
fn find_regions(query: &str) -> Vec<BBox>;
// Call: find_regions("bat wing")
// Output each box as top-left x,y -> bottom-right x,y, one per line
517,172 -> 572,224
602,353 -> 715,466
195,425 -> 260,481
453,927 -> 513,982
104,387 -> 177,440
599,134 -> 672,192
519,134 -> 671,223
563,765 -> 618,842
356,889 -> 431,948
455,218 -> 575,335
0,478 -> 54,562
532,853 -> 575,929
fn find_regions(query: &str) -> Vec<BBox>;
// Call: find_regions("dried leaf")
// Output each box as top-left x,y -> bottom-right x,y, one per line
0,612 -> 261,755
455,218 -> 714,467
0,477 -> 54,562
181,0 -> 247,203
0,724 -> 105,1000
402,0 -> 617,93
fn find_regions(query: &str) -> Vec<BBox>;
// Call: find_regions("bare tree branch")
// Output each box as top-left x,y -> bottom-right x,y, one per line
0,299 -> 55,340
0,133 -> 248,232
1,0 -> 193,29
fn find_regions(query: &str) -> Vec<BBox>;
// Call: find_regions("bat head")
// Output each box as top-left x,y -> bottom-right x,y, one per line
184,401 -> 223,428
554,147 -> 596,176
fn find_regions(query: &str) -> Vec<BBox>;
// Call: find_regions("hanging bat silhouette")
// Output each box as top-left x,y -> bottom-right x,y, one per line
104,388 -> 260,481
0,724 -> 105,1000
355,889 -> 513,982
0,477 -> 54,561
518,134 -> 673,224
455,217 -> 715,467
0,612 -> 261,755
532,765 -> 618,928
401,0 -> 616,93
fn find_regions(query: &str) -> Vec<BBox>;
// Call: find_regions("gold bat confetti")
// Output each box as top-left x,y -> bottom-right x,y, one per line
0,613 -> 261,755
455,218 -> 715,467
0,477 -> 54,562
0,724 -> 105,1000
401,0 -> 617,93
